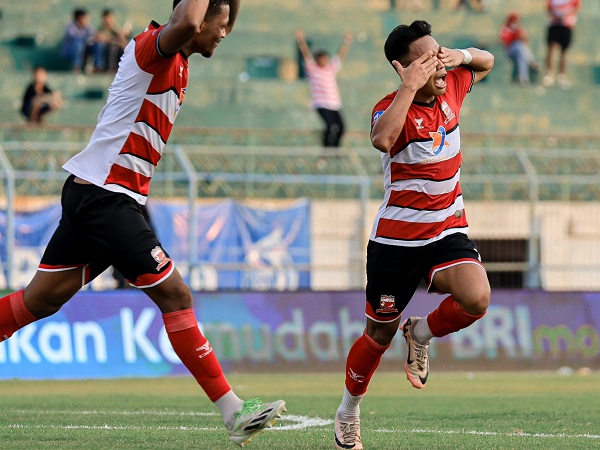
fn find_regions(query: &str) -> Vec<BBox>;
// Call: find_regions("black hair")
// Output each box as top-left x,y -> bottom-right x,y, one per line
384,20 -> 432,66
173,0 -> 228,19
102,8 -> 113,18
73,8 -> 88,21
314,50 -> 329,59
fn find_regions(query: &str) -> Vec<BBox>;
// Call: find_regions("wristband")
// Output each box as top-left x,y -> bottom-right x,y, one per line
458,49 -> 472,65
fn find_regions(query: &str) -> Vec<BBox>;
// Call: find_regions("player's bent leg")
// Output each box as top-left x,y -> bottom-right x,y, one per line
24,268 -> 86,318
144,269 -> 286,447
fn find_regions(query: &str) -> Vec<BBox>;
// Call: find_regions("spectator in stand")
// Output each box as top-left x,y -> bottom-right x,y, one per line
295,30 -> 353,148
61,8 -> 97,73
543,0 -> 581,89
500,12 -> 538,86
21,67 -> 63,124
94,9 -> 132,73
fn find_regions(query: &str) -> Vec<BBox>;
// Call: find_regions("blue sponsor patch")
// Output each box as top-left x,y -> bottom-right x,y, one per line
372,110 -> 384,124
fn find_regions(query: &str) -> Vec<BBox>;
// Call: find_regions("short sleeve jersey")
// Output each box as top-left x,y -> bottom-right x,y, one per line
63,21 -> 189,204
369,66 -> 474,247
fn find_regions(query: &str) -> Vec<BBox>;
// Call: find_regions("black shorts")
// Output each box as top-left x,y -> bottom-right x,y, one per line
40,175 -> 173,288
547,24 -> 572,50
365,233 -> 483,323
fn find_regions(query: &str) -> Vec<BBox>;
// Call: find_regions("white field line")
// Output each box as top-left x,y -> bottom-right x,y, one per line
5,410 -> 600,439
374,428 -> 600,440
4,410 -> 332,432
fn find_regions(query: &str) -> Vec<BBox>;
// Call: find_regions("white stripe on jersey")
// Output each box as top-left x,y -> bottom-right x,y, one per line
379,196 -> 465,223
114,154 -> 155,178
391,170 -> 461,195
132,122 -> 166,154
145,90 -> 179,125
373,227 -> 469,248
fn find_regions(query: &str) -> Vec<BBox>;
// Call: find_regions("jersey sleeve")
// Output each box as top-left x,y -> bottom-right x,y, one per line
371,96 -> 393,130
446,66 -> 475,108
134,25 -> 170,74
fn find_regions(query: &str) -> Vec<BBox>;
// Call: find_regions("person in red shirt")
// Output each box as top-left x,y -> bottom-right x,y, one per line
0,1 -> 285,447
499,12 -> 538,85
543,0 -> 581,88
333,20 -> 494,450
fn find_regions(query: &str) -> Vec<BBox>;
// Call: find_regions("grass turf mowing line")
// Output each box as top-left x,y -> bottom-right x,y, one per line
1,372 -> 599,449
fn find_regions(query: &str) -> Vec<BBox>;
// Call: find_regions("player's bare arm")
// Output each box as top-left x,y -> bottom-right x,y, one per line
295,30 -> 313,61
225,0 -> 240,34
158,0 -> 210,55
337,32 -> 353,61
438,47 -> 494,84
371,51 -> 437,153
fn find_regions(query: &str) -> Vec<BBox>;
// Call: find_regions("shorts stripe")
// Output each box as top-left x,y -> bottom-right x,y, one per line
427,258 -> 484,291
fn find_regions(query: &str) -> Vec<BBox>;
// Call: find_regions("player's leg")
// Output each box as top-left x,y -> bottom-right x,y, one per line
102,196 -> 284,447
335,241 -> 420,449
402,234 -> 490,388
331,110 -> 345,147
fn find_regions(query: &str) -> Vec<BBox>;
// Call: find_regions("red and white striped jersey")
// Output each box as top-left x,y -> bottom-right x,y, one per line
547,0 -> 580,28
63,21 -> 189,205
369,66 -> 474,247
304,56 -> 342,110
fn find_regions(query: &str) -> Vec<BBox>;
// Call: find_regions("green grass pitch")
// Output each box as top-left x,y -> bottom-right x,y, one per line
1,371 -> 599,449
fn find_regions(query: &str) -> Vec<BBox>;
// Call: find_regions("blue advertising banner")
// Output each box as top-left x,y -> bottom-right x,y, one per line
0,199 -> 311,291
1,290 -> 599,379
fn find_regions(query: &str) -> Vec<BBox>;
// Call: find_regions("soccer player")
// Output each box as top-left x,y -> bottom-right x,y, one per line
333,21 -> 493,449
0,0 -> 285,447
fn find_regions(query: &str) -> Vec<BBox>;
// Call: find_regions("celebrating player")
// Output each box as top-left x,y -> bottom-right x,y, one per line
0,0 -> 285,446
333,20 -> 494,449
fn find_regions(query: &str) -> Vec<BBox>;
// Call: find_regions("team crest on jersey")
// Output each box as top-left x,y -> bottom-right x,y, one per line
415,118 -> 424,129
151,246 -> 171,271
440,101 -> 456,124
377,295 -> 398,313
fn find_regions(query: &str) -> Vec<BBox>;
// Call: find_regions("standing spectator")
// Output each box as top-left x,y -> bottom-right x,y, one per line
60,8 -> 97,73
543,0 -> 581,89
21,67 -> 63,124
500,12 -> 538,85
0,0 -> 285,447
94,8 -> 131,72
332,20 -> 493,449
296,30 -> 353,148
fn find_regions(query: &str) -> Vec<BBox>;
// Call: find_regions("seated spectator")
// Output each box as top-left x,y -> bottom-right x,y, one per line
21,67 -> 63,124
94,9 -> 131,73
60,8 -> 96,73
500,12 -> 538,85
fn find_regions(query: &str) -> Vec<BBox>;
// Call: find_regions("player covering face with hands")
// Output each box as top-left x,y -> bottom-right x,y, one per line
0,0 -> 285,447
334,21 -> 494,449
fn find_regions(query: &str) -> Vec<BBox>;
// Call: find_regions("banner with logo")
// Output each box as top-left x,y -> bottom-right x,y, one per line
1,290 -> 599,379
0,199 -> 311,291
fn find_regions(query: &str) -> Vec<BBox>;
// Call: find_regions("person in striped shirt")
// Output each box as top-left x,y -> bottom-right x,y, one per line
334,21 -> 494,450
296,29 -> 353,148
0,1 -> 285,446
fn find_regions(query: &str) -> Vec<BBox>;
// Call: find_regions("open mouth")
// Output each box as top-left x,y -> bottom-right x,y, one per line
434,74 -> 446,89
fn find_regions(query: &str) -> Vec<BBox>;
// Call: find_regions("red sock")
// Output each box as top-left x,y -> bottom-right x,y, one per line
427,296 -> 485,338
0,290 -> 37,342
344,331 -> 389,396
163,309 -> 231,402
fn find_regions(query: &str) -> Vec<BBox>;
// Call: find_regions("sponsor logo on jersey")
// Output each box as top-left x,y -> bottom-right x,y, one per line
376,294 -> 398,313
440,101 -> 456,124
429,126 -> 451,155
415,118 -> 424,129
372,110 -> 384,125
151,246 -> 171,271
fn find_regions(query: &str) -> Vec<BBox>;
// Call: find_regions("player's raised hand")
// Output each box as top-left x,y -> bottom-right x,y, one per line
437,47 -> 465,67
392,51 -> 437,91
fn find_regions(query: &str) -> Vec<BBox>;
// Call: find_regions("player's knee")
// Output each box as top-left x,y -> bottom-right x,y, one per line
366,320 -> 399,346
462,285 -> 490,316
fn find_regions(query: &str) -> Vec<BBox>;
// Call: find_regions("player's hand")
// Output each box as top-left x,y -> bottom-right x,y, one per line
438,47 -> 466,67
295,30 -> 305,42
392,51 -> 437,91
